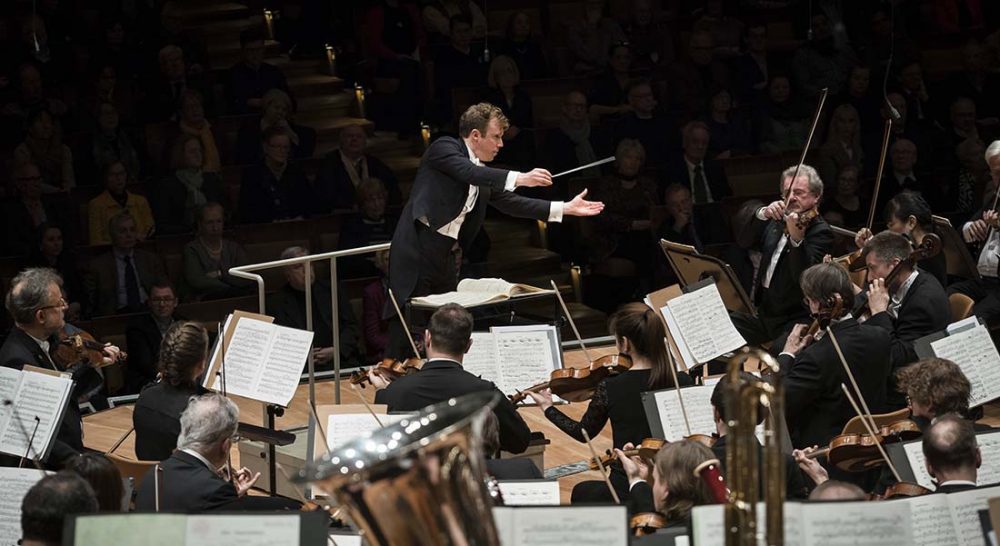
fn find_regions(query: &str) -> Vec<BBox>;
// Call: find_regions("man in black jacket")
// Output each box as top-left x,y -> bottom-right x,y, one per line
135,393 -> 298,512
776,263 -> 892,450
386,102 -> 603,357
125,282 -> 181,393
370,303 -> 532,454
924,414 -> 980,494
863,231 -> 949,407
731,165 -> 834,346
0,268 -> 120,469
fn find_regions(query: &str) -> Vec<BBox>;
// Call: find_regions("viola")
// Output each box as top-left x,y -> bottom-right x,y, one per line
852,233 -> 941,318
802,295 -> 844,341
508,353 -> 633,405
52,328 -> 126,370
805,415 -> 922,472
630,512 -> 667,537
871,481 -> 932,500
349,357 -> 423,388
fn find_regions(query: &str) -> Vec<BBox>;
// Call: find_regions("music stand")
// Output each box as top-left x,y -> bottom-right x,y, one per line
659,239 -> 756,317
932,215 -> 981,281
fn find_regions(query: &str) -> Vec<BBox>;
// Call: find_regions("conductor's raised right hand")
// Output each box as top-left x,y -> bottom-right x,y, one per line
516,168 -> 553,188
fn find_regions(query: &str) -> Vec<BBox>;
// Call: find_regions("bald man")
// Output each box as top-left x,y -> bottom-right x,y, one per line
924,414 -> 981,494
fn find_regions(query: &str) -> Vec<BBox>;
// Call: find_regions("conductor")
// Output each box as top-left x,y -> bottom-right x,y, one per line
387,103 -> 604,357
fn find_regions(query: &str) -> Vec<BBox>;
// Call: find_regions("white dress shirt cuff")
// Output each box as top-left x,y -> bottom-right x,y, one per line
962,221 -> 974,242
504,171 -> 519,191
548,201 -> 565,223
778,351 -> 796,359
755,207 -> 767,221
629,478 -> 646,490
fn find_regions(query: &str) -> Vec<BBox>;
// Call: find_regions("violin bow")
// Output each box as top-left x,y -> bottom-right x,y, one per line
582,429 -> 621,504
826,327 -> 878,432
551,280 -> 592,363
663,336 -> 692,436
865,118 -> 893,231
349,383 -> 384,428
105,427 -> 134,456
388,288 -> 422,361
783,87 -> 828,209
840,383 -> 903,483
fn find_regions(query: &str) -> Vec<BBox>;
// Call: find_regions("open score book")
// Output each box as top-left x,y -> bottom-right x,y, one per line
409,278 -> 552,308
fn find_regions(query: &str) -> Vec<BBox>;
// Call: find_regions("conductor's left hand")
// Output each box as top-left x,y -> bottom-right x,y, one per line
516,168 -> 553,188
564,189 -> 605,217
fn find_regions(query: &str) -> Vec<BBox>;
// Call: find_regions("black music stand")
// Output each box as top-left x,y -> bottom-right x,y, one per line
659,239 -> 756,316
933,215 -> 981,281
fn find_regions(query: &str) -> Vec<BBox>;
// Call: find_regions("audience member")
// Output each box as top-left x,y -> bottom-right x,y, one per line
952,137 -> 988,223
228,28 -> 291,114
88,160 -> 155,245
691,0 -> 744,58
731,23 -> 770,103
13,108 -> 75,193
154,2 -> 210,75
135,393 -> 299,512
877,139 -> 933,214
894,61 -> 933,124
181,203 -> 253,301
134,321 -> 209,460
235,88 -> 316,165
362,249 -> 391,361
422,0 -> 486,41
621,0 -> 674,70
666,121 -> 731,205
821,164 -> 867,230
364,0 -> 426,135
125,283 -> 182,392
721,199 -> 766,297
20,472 -> 98,546
153,134 -> 227,235
78,63 -> 134,132
756,75 -> 810,154
566,0 -> 625,74
588,42 -> 633,120
613,80 -> 676,168
665,30 -> 731,118
817,104 -> 864,191
655,183 -> 705,282
791,13 -> 858,97
141,44 -> 208,123
703,87 -> 751,158
942,39 -> 1000,121
26,223 -> 83,312
497,11 -> 548,79
835,65 -> 881,135
315,124 -> 401,211
485,55 -> 535,169
3,161 -> 71,256
947,97 -> 986,148
89,101 -> 141,181
544,91 -> 608,194
238,127 -> 316,223
65,453 -> 125,512
338,179 -> 397,279
167,89 -> 221,174
0,63 -> 68,145
84,212 -> 167,316
12,15 -> 68,83
93,17 -> 142,78
430,15 -> 486,128
268,246 -> 362,370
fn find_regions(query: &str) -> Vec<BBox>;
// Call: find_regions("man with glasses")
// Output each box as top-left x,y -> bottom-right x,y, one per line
0,268 -> 121,468
84,212 -> 167,317
125,282 -> 182,393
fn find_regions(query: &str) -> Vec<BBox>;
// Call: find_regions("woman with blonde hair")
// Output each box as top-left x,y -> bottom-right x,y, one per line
236,88 -> 316,164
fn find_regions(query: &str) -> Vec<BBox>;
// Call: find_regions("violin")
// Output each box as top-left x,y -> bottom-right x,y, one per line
805,412 -> 922,472
852,233 -> 942,318
591,437 -> 667,471
349,357 -> 423,388
630,512 -> 668,537
53,329 -> 127,369
508,353 -> 633,405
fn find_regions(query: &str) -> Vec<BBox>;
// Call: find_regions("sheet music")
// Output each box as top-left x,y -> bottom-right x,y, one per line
665,284 -> 746,363
326,413 -> 409,451
904,432 -> 1000,490
219,318 -> 314,406
0,468 -> 47,546
693,503 -> 806,545
497,480 -> 560,505
328,534 -> 364,546
74,514 -> 186,545
0,371 -> 72,460
799,500 -> 913,545
0,367 -> 20,436
652,386 -> 716,440
495,506 -> 628,546
905,494 -> 960,546
185,514 -> 300,546
458,278 -> 515,295
659,305 -> 698,371
463,332 -> 500,383
494,327 -> 559,398
930,325 -> 1000,407
221,317 -> 272,396
947,486 -> 1000,546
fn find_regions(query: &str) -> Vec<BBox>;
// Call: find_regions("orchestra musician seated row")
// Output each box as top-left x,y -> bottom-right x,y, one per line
950,141 -> 1000,325
617,439 -> 718,529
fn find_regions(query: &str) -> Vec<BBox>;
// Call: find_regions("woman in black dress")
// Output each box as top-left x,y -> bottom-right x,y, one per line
133,322 -> 210,461
528,302 -> 693,502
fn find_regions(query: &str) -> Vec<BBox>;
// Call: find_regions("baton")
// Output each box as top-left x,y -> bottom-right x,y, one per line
551,156 -> 616,178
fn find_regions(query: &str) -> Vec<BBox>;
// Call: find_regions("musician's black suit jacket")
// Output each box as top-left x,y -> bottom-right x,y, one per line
711,434 -> 809,499
485,458 -> 543,480
754,215 -> 834,326
866,270 -> 950,378
133,381 -> 206,461
934,482 -> 978,494
777,317 -> 892,450
373,359 -> 532,453
387,136 -> 553,303
0,327 -> 99,468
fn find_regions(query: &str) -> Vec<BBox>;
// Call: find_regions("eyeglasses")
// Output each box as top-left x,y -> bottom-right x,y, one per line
36,297 -> 67,311
150,297 -> 176,304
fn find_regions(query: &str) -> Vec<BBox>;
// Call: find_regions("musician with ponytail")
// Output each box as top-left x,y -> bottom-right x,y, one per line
133,321 -> 210,461
529,302 -> 693,502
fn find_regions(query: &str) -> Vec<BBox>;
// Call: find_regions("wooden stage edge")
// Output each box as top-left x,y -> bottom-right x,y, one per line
83,345 -> 1000,505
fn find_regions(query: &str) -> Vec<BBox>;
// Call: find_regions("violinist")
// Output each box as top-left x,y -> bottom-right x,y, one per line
923,414 -> 980,494
370,303 -> 531,454
133,322 -> 210,461
862,231 -> 949,406
0,268 -> 122,469
951,140 -> 1000,324
777,263 -> 891,450
896,357 -> 981,431
527,303 -> 693,502
615,440 -> 717,524
730,165 -> 833,347
854,192 -> 947,287
807,480 -> 866,501
708,372 -> 809,499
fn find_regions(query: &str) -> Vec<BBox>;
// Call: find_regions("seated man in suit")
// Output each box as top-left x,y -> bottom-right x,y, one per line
135,393 -> 299,512
124,282 -> 181,394
0,268 -> 120,468
863,231 -> 949,407
896,357 -> 979,430
268,246 -> 362,370
370,303 -> 532,454
20,472 -> 98,546
315,124 -> 402,212
666,121 -> 730,205
776,262 -> 891,450
731,165 -> 833,346
84,212 -> 167,317
923,414 -> 980,494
